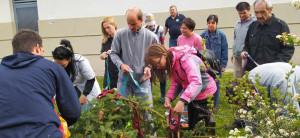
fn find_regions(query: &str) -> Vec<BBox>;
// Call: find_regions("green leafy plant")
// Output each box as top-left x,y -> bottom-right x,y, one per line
69,89 -> 168,137
222,62 -> 300,137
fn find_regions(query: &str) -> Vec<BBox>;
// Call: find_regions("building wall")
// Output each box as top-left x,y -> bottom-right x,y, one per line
0,0 -> 15,58
36,0 -> 290,20
1,1 -> 299,76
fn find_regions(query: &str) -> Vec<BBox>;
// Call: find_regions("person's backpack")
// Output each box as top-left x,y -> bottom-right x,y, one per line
145,25 -> 160,35
195,48 -> 221,79
177,47 -> 221,79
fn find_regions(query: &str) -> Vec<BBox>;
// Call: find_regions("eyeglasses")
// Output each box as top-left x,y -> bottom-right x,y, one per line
152,56 -> 162,68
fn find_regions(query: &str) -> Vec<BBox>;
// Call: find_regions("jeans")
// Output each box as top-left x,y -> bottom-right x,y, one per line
82,100 -> 92,112
169,37 -> 178,48
117,79 -> 153,107
150,72 -> 166,99
214,72 -> 222,108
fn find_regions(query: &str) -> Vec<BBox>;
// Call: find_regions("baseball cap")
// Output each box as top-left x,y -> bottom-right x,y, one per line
145,13 -> 156,25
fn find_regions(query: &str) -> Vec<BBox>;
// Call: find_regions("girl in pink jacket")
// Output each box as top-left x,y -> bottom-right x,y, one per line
145,44 -> 216,130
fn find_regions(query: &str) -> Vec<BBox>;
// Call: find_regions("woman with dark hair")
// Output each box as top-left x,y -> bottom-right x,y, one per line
100,17 -> 119,90
144,44 -> 216,130
200,14 -> 228,112
177,17 -> 205,50
52,39 -> 101,111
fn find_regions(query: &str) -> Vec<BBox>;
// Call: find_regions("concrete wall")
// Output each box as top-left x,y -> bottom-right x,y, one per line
1,1 -> 299,76
36,0 -> 290,20
0,0 -> 16,58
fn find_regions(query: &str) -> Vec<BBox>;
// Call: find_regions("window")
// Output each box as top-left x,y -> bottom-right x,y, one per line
13,0 -> 39,32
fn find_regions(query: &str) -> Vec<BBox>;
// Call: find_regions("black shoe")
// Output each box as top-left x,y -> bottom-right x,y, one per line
225,123 -> 242,130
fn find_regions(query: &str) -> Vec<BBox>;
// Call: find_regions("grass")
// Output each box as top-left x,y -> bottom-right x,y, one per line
96,72 -> 235,137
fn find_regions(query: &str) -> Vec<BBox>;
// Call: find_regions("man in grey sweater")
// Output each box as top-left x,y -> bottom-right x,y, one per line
231,2 -> 256,79
110,7 -> 158,107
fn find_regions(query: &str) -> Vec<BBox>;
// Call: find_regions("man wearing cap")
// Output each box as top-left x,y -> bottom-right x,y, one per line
144,13 -> 167,103
145,13 -> 165,47
164,5 -> 186,48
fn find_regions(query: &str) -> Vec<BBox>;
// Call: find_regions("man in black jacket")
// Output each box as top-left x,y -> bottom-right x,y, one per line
241,0 -> 294,71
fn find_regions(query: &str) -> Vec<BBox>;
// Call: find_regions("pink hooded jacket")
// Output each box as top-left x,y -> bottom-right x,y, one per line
166,45 -> 217,103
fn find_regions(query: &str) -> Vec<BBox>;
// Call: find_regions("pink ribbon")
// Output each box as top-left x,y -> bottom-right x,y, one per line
167,105 -> 181,135
96,90 -> 114,99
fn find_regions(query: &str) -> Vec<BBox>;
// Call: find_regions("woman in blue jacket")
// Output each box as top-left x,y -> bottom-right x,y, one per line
200,14 -> 228,112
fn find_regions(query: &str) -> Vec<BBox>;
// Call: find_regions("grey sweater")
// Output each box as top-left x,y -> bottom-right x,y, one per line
232,16 -> 256,58
110,27 -> 158,83
249,62 -> 300,113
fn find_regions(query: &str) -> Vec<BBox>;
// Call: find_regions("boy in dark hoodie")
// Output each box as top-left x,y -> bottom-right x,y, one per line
0,29 -> 81,137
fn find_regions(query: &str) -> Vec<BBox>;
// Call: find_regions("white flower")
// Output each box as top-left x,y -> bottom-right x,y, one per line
277,116 -> 284,121
284,133 -> 289,136
275,108 -> 282,113
267,121 -> 272,125
294,94 -> 299,100
229,130 -> 234,135
247,101 -> 253,106
244,91 -> 250,98
276,35 -> 282,38
279,129 -> 285,134
234,128 -> 240,135
291,132 -> 295,136
291,0 -> 300,9
245,126 -> 252,132
238,109 -> 247,114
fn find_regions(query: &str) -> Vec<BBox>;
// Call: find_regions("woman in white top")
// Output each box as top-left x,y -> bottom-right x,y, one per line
52,39 -> 101,111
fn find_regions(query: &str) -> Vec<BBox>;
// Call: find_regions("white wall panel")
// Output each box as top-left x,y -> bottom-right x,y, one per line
37,0 -> 290,20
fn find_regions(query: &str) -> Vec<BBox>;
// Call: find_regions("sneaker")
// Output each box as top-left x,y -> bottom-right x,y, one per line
160,97 -> 165,103
225,123 -> 243,130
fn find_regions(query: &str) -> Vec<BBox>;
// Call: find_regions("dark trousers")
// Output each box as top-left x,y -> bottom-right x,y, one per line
150,73 -> 166,99
188,99 -> 210,130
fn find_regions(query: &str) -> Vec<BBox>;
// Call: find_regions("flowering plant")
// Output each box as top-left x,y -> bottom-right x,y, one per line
276,33 -> 300,46
291,0 -> 300,9
222,62 -> 300,137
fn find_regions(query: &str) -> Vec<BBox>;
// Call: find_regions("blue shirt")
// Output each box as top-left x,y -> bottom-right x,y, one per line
165,13 -> 186,38
200,29 -> 228,68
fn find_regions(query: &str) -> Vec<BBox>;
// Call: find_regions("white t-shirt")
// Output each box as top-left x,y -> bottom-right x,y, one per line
72,54 -> 101,101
